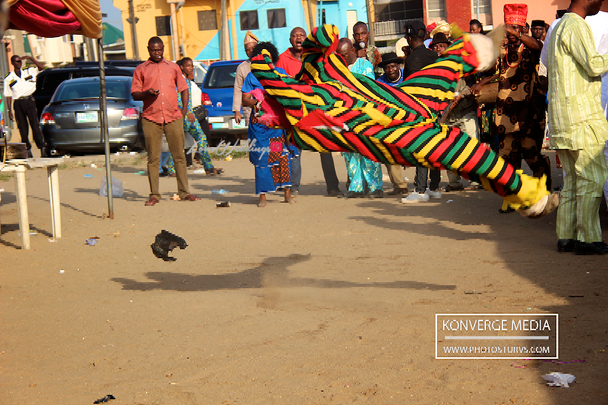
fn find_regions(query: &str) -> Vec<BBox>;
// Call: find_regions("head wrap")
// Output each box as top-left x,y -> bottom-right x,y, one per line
426,22 -> 437,34
504,4 -> 528,27
244,30 -> 258,45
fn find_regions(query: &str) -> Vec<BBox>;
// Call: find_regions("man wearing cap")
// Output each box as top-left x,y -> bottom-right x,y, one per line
4,54 -> 47,157
375,52 -> 409,195
377,52 -> 404,86
336,38 -> 383,198
233,31 -> 258,126
531,20 -> 546,41
547,0 -> 608,254
402,20 -> 441,203
429,32 -> 450,56
475,4 -> 551,213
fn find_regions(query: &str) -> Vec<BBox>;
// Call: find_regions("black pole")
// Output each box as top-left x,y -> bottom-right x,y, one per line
98,37 -> 114,219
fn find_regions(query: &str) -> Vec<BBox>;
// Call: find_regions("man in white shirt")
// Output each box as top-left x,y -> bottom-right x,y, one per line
3,54 -> 47,156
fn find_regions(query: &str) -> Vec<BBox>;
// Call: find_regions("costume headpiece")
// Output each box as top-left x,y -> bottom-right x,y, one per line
430,20 -> 451,38
504,4 -> 528,27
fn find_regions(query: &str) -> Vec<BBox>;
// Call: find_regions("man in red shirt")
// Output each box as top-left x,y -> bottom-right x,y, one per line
131,37 -> 199,206
277,27 -> 306,77
276,27 -> 307,194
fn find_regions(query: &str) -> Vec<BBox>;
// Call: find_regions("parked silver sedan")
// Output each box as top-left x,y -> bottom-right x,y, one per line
40,76 -> 144,155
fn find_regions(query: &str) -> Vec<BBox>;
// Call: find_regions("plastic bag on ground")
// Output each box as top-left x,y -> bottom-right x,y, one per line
99,176 -> 124,197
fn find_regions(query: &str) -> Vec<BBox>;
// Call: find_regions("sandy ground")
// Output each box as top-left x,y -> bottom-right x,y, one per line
1,151 -> 607,405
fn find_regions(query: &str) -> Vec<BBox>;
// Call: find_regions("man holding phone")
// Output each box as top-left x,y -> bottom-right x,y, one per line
131,36 -> 199,206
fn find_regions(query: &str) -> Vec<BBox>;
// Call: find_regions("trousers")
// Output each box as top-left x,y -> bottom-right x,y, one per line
14,96 -> 46,150
142,117 -> 190,199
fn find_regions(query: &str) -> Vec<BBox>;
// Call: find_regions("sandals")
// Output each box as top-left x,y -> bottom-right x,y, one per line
206,168 -> 224,175
181,194 -> 200,201
145,197 -> 159,206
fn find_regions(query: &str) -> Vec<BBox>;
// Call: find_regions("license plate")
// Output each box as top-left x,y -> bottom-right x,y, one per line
207,116 -> 224,123
231,119 -> 247,129
76,111 -> 98,123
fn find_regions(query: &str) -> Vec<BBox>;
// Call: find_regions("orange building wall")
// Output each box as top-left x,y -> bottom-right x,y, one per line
490,0 -> 608,28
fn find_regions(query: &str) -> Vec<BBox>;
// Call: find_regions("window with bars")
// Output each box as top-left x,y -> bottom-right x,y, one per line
198,10 -> 218,31
267,8 -> 286,29
155,16 -> 171,36
240,10 -> 259,30
472,0 -> 492,17
427,0 -> 446,20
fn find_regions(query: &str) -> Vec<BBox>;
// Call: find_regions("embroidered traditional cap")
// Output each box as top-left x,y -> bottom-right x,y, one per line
244,30 -> 259,45
504,4 -> 528,27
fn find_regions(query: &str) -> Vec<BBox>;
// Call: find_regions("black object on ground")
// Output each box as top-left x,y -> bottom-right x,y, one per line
151,230 -> 188,261
93,394 -> 116,404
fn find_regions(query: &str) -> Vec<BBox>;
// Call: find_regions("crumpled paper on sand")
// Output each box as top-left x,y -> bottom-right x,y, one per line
542,372 -> 576,388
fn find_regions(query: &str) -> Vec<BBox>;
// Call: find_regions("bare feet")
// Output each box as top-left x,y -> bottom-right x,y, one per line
283,189 -> 296,204
258,194 -> 267,207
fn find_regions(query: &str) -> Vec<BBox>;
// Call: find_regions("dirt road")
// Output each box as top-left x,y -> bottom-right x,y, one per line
1,152 -> 606,404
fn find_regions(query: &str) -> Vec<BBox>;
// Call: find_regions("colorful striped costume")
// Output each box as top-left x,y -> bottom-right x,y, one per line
250,25 -> 551,211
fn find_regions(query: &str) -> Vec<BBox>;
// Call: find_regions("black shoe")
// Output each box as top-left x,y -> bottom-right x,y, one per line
498,206 -> 515,214
370,189 -> 384,198
557,239 -> 575,253
342,191 -> 364,199
575,241 -> 608,255
327,189 -> 344,197
387,188 -> 408,195
27,150 -> 33,158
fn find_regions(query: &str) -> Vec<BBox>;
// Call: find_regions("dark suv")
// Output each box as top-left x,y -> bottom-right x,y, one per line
35,66 -> 135,118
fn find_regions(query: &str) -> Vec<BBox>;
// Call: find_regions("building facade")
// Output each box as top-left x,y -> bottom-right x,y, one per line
112,0 -> 368,62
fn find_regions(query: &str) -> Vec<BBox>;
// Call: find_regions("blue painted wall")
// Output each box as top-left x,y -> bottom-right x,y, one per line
196,0 -> 367,61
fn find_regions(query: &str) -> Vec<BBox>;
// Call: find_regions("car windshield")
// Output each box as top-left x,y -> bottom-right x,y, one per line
205,64 -> 239,89
54,79 -> 130,102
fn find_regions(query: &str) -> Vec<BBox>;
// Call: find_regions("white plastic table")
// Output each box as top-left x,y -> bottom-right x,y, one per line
0,158 -> 63,249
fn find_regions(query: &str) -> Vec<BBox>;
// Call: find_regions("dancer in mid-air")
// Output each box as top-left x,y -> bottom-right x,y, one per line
248,24 -> 558,218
